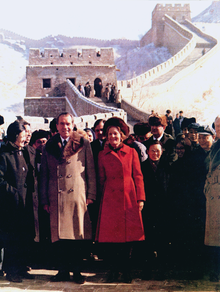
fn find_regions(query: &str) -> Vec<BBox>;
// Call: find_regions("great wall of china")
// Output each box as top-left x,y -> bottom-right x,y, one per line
23,3 -> 219,130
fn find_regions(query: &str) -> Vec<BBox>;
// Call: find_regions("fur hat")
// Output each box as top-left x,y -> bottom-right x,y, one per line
148,114 -> 167,127
30,130 -> 48,145
133,122 -> 151,135
103,117 -> 129,137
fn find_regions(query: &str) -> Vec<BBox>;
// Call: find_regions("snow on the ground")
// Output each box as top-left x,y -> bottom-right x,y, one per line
0,43 -> 28,125
127,44 -> 220,126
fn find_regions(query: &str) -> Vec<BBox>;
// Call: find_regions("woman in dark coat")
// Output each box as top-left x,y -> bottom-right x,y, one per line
0,120 -> 37,282
96,117 -> 145,283
141,140 -> 170,280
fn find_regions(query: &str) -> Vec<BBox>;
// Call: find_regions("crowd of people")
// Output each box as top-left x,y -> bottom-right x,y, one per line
0,110 -> 219,284
77,82 -> 122,107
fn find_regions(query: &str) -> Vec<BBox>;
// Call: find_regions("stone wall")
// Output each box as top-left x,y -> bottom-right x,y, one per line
26,63 -> 117,98
29,48 -> 114,66
121,99 -> 149,122
118,15 -> 195,91
163,15 -> 193,55
24,80 -> 124,119
21,111 -> 127,133
24,97 -> 67,118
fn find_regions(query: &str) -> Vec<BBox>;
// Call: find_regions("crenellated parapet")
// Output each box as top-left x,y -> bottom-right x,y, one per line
29,47 -> 115,66
153,3 -> 190,13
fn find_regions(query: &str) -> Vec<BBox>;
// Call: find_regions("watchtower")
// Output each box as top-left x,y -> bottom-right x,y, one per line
26,47 -> 117,98
152,4 -> 191,46
141,3 -> 191,47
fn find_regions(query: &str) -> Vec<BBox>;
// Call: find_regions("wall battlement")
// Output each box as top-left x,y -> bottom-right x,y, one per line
153,3 -> 190,13
29,48 -> 114,66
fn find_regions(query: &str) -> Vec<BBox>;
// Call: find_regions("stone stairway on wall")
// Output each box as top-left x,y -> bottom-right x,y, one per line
89,96 -> 139,133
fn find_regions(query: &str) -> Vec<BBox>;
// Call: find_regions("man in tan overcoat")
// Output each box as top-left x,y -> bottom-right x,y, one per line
40,112 -> 96,284
204,116 -> 220,282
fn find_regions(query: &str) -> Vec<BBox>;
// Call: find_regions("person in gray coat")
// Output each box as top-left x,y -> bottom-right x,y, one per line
40,112 -> 96,284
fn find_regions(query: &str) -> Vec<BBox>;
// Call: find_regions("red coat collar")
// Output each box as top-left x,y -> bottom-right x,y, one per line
102,143 -> 130,155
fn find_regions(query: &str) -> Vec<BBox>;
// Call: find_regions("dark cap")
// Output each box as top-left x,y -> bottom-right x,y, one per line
198,125 -> 216,136
30,130 -> 49,145
133,122 -> 151,136
181,117 -> 196,130
188,122 -> 200,130
103,117 -> 129,136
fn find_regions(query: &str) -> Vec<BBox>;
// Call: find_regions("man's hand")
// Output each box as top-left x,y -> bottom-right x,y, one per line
43,204 -> 50,213
138,201 -> 144,212
86,199 -> 94,205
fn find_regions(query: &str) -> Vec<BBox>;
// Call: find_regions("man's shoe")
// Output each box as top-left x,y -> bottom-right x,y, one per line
72,272 -> 85,284
122,272 -> 132,283
209,272 -> 219,282
105,271 -> 120,283
50,271 -> 70,282
6,274 -> 22,283
20,272 -> 34,279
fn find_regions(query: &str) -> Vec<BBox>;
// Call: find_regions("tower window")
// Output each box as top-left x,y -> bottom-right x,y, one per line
43,79 -> 51,88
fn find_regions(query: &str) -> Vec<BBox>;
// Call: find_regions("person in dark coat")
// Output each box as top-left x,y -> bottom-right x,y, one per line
144,114 -> 177,166
0,120 -> 38,282
168,139 -> 194,277
173,113 -> 181,137
90,119 -> 106,238
141,140 -> 170,280
165,110 -> 174,137
96,117 -> 145,283
84,82 -> 91,98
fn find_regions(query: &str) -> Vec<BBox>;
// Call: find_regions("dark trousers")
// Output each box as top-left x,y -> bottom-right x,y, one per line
2,232 -> 33,276
100,242 -> 132,273
52,240 -> 91,274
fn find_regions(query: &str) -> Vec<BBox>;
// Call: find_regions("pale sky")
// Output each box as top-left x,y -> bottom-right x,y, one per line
0,0 -> 213,40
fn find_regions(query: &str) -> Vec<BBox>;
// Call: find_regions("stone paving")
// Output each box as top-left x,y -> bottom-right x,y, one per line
0,267 -> 219,292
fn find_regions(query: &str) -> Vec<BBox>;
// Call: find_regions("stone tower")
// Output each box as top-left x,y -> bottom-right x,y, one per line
26,47 -> 117,98
141,3 -> 191,47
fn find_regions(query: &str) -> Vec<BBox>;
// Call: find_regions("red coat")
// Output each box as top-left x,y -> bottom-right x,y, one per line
96,144 -> 145,243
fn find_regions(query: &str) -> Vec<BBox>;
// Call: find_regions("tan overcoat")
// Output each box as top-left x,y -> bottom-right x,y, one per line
40,131 -> 96,243
204,139 -> 220,247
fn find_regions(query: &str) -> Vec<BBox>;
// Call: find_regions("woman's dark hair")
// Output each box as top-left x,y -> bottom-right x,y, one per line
147,139 -> 163,149
93,119 -> 106,130
84,128 -> 96,141
7,120 -> 25,143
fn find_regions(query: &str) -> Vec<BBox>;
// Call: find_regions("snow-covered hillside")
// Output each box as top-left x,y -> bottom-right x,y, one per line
192,1 -> 220,23
115,43 -> 172,80
0,43 -> 28,123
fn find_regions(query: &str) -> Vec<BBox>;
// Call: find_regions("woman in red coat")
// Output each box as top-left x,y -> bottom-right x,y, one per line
96,117 -> 145,283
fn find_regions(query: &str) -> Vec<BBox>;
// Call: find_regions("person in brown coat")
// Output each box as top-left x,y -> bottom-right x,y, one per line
40,112 -> 96,284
